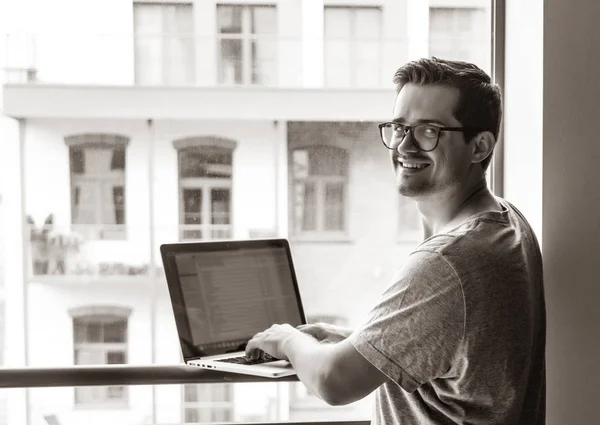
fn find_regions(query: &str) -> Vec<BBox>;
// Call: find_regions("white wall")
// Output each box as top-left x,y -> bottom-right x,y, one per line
543,0 -> 600,423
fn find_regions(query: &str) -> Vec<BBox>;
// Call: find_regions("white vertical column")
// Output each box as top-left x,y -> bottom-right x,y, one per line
195,0 -> 218,85
147,119 -> 157,423
301,0 -> 324,87
273,120 -> 288,237
406,0 -> 429,60
1,116 -> 28,425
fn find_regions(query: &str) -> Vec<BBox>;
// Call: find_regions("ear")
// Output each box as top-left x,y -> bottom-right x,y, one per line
471,131 -> 496,166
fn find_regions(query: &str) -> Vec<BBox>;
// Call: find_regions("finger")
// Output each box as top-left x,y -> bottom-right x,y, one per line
245,337 -> 260,359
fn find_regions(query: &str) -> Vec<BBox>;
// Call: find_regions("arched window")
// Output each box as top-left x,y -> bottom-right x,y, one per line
65,134 -> 129,240
290,145 -> 349,237
70,306 -> 131,406
173,137 -> 237,241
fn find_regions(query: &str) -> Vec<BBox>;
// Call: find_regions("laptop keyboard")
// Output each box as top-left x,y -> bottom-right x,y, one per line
216,354 -> 277,365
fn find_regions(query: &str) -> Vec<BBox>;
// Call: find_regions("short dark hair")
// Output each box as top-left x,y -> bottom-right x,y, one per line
393,57 -> 502,171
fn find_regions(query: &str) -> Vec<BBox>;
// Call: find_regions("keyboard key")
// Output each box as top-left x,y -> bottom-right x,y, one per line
216,354 -> 276,365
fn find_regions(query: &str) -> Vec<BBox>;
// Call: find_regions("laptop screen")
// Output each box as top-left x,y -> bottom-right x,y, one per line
162,240 -> 306,359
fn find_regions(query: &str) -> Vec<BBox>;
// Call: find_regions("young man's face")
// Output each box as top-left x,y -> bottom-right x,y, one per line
390,83 -> 475,199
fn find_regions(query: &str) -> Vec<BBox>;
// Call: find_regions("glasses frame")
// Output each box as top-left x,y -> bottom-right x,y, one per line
378,122 -> 485,152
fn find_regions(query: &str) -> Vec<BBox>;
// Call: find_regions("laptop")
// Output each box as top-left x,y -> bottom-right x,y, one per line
160,238 -> 307,378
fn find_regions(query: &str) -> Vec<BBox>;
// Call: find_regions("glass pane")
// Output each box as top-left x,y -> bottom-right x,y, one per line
211,188 -> 231,239
299,181 -> 317,231
69,147 -> 85,173
180,148 -> 233,178
324,182 -> 345,231
217,5 -> 243,34
107,351 -> 126,364
219,39 -> 243,84
251,6 -> 277,35
104,321 -> 126,343
308,146 -> 348,177
324,7 -> 352,38
355,8 -> 381,38
429,8 -> 488,68
86,322 -> 102,343
133,4 -> 164,84
112,186 -> 125,225
252,39 -> 276,85
71,181 -> 98,224
182,188 -> 203,240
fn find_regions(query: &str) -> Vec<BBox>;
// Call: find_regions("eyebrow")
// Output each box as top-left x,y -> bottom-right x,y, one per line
391,118 -> 448,126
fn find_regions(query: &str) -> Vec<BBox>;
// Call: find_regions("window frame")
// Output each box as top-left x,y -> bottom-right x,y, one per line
216,3 -> 278,85
65,134 -> 129,241
173,137 -> 237,241
323,5 -> 383,88
289,144 -> 350,241
69,306 -> 131,408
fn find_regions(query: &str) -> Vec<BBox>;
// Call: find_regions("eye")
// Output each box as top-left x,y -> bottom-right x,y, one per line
422,125 -> 439,138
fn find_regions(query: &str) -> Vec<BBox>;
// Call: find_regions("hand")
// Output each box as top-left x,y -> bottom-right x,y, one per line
297,322 -> 353,344
245,323 -> 305,361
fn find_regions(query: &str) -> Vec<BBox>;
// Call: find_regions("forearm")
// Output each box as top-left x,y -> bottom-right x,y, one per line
283,332 -> 339,403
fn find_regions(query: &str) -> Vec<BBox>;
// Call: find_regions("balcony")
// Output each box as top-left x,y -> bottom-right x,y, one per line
2,33 -> 407,89
27,223 -> 232,284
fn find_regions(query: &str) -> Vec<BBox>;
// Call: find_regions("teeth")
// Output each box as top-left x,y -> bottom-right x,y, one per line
401,162 -> 428,169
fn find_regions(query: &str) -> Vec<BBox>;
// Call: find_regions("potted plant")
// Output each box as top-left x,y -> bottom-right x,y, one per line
27,214 -> 83,275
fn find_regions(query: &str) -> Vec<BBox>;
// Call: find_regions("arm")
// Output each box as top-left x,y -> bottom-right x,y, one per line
246,324 -> 388,406
297,322 -> 354,343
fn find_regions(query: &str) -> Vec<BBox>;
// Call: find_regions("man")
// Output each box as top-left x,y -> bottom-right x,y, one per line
246,58 -> 546,424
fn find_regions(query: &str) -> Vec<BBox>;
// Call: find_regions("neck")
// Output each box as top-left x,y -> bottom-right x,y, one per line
417,176 -> 498,238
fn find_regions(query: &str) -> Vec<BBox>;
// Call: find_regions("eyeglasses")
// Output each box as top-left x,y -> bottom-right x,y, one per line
378,122 -> 483,152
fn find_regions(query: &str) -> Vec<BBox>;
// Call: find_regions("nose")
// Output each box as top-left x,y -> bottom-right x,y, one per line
392,129 -> 419,153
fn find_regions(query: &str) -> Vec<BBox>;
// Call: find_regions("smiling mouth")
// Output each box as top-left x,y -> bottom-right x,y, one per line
398,161 -> 431,170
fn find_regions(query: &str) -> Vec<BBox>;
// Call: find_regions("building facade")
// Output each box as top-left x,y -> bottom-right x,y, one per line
0,0 -> 491,424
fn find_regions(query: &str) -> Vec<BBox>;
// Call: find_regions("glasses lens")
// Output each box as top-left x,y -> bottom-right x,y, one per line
413,124 -> 440,151
380,123 -> 396,148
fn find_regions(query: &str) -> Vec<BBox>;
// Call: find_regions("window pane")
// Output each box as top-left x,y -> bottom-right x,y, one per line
134,4 -> 194,85
182,188 -> 202,240
107,351 -> 126,364
112,186 -> 125,225
211,188 -> 231,238
217,5 -> 243,34
429,8 -> 488,67
180,148 -> 233,178
324,182 -> 345,231
252,39 -> 276,85
251,6 -> 276,35
219,39 -> 243,84
104,320 -> 126,343
299,181 -> 317,231
86,322 -> 102,343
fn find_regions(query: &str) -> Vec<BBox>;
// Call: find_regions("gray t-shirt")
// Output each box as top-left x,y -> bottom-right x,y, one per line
349,199 -> 545,424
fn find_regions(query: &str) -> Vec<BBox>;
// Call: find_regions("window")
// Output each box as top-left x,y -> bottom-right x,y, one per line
66,134 -> 129,240
290,145 -> 348,237
134,2 -> 195,85
183,383 -> 234,423
174,138 -> 236,241
216,4 -> 277,85
71,307 -> 130,406
324,6 -> 382,87
429,8 -> 488,67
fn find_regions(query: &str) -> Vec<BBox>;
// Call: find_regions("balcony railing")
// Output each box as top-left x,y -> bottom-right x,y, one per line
0,365 -> 370,425
1,33 -> 433,88
27,223 -> 233,282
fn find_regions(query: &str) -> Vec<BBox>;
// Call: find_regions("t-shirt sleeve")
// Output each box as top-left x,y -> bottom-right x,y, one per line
348,250 -> 465,393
